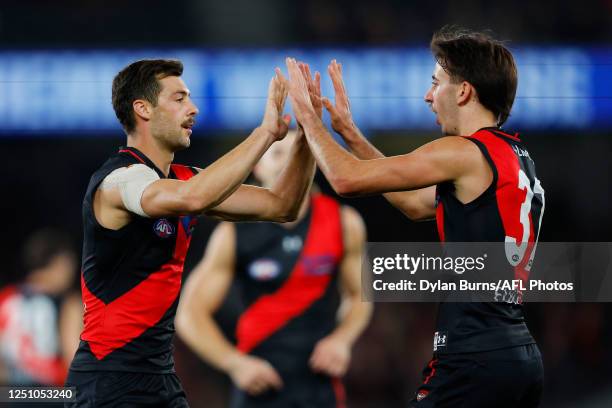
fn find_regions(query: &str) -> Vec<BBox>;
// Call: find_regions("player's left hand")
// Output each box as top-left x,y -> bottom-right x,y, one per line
309,334 -> 351,378
321,59 -> 355,136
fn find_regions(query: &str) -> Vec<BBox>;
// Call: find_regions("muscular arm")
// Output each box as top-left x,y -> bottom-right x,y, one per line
175,223 -> 283,395
175,222 -> 239,372
334,123 -> 436,221
300,116 -> 471,196
204,130 -> 315,222
317,59 -> 436,220
285,58 -> 483,218
96,74 -> 296,228
141,128 -> 281,218
206,65 -> 321,222
310,206 -> 373,377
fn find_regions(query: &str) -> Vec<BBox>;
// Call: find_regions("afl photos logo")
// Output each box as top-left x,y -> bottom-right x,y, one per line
153,219 -> 175,238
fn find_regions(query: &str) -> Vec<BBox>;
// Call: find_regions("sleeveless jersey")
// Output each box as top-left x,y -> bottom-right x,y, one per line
234,194 -> 344,372
70,146 -> 198,373
434,127 -> 545,354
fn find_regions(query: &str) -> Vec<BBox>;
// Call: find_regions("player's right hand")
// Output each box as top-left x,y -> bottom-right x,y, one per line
321,60 -> 356,136
228,354 -> 284,396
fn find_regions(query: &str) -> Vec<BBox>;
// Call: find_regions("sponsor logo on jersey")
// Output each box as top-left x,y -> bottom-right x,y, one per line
248,259 -> 281,281
153,218 -> 175,238
302,254 -> 336,276
416,390 -> 429,402
433,331 -> 448,351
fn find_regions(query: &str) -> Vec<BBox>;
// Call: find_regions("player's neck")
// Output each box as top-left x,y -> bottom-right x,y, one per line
457,105 -> 498,136
127,133 -> 174,177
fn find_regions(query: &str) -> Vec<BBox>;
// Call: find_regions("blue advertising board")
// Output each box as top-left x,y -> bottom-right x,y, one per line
0,47 -> 609,135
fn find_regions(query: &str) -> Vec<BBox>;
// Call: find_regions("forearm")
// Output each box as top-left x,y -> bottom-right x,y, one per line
338,123 -> 384,160
187,127 -> 276,211
176,311 -> 241,373
269,131 -> 316,217
339,124 -> 430,215
300,116 -> 360,195
330,296 -> 373,347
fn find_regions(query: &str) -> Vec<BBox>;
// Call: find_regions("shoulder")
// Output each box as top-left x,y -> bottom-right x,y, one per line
211,221 -> 236,242
423,136 -> 481,154
102,163 -> 159,185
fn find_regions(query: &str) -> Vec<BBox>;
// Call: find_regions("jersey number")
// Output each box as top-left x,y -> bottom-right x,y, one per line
505,169 -> 545,271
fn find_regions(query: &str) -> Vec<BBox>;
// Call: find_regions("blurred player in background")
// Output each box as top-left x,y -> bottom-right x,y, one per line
176,65 -> 371,408
0,228 -> 81,387
66,59 -> 316,407
285,26 -> 545,407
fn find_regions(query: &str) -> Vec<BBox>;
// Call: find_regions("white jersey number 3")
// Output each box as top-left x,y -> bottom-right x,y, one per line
505,169 -> 545,271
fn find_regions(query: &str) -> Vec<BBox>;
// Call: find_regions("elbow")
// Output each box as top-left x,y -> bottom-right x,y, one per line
181,190 -> 215,215
271,206 -> 299,223
330,175 -> 361,198
400,208 -> 432,222
174,311 -> 188,337
277,212 -> 298,223
175,303 -> 195,337
398,203 -> 431,221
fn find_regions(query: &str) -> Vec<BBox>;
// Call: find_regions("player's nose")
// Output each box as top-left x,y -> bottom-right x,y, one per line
188,100 -> 199,116
424,88 -> 433,104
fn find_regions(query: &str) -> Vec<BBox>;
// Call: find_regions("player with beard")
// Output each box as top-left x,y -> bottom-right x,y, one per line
284,27 -> 544,407
65,59 -> 315,407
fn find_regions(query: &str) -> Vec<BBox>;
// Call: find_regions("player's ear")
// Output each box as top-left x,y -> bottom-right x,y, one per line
456,81 -> 473,106
133,99 -> 152,122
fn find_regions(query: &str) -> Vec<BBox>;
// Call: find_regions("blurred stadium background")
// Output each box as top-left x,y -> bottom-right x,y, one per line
1,0 -> 611,406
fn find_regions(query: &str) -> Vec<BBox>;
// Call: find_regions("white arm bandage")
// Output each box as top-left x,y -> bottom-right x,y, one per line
99,164 -> 160,217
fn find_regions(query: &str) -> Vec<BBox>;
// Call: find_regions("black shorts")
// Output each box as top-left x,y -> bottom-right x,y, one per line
229,372 -> 345,408
65,370 -> 189,408
410,344 -> 543,408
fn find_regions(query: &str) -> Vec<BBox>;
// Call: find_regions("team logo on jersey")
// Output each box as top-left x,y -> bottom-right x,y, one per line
248,259 -> 281,281
433,331 -> 448,351
153,218 -> 175,238
302,254 -> 335,276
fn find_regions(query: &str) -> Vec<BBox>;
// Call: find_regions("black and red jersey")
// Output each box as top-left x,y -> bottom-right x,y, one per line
234,194 -> 344,373
434,127 -> 545,354
69,146 -> 198,373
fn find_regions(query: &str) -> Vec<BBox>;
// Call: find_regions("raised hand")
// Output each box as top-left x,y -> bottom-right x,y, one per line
298,62 -> 323,119
260,70 -> 291,141
321,60 -> 356,135
285,57 -> 319,125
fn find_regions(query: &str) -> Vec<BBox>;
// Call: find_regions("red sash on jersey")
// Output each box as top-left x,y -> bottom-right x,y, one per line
81,164 -> 196,360
236,194 -> 344,353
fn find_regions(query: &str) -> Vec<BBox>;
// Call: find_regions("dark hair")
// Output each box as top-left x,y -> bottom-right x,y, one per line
430,26 -> 517,126
22,228 -> 75,273
112,59 -> 184,133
